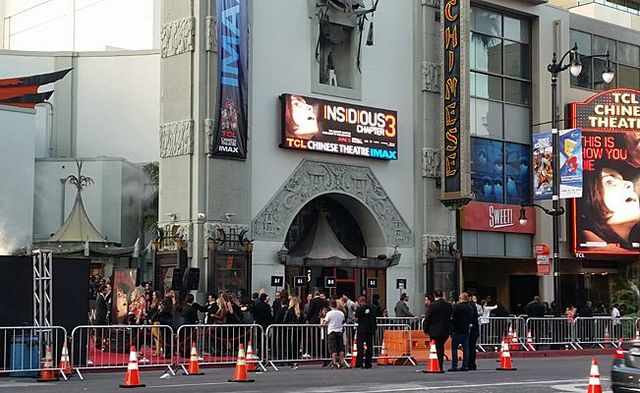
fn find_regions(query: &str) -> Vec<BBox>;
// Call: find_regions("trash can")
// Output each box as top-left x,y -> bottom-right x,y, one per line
10,333 -> 39,377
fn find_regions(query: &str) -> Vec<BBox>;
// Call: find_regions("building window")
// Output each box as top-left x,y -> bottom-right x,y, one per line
570,29 -> 640,90
317,22 -> 357,89
470,6 -> 531,206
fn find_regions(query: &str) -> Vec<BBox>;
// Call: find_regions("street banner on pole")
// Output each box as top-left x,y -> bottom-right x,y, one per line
533,132 -> 553,200
559,128 -> 583,199
210,0 -> 249,159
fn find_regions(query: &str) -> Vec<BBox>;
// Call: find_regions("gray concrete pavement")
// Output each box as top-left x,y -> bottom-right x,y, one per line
0,355 -> 615,393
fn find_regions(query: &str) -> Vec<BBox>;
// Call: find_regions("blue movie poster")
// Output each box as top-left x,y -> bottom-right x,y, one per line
533,132 -> 553,200
471,138 -> 504,203
211,0 -> 249,159
559,128 -> 583,199
505,143 -> 531,205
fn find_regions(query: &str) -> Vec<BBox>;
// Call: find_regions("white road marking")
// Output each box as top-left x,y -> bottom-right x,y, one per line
302,379 -> 592,393
0,382 -> 49,388
146,381 -> 232,388
551,383 -> 612,392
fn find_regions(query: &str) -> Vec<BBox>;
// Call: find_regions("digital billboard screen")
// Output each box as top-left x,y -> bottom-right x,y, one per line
279,93 -> 398,160
571,89 -> 640,255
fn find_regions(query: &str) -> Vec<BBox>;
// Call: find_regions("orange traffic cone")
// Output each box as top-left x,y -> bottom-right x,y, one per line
496,342 -> 517,371
119,346 -> 145,388
37,345 -> 59,382
510,327 -> 519,351
59,339 -> 72,377
525,330 -> 535,351
422,342 -> 444,373
350,338 -> 358,368
246,341 -> 259,372
377,339 -> 389,365
228,344 -> 254,383
587,357 -> 602,393
185,342 -> 204,376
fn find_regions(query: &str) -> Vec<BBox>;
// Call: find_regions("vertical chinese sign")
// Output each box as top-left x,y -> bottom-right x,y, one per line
210,0 -> 249,159
441,0 -> 471,204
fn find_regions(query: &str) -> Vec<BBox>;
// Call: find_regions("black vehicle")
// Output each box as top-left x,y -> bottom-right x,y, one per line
611,343 -> 640,392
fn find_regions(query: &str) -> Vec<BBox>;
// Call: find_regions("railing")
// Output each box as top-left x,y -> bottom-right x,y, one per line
264,324 -> 330,371
477,317 -> 527,352
174,324 -> 265,373
576,0 -> 640,16
70,324 -> 175,379
0,326 -> 67,377
4,317 -> 638,379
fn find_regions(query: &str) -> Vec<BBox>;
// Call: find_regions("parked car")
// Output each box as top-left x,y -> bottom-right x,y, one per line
611,342 -> 640,392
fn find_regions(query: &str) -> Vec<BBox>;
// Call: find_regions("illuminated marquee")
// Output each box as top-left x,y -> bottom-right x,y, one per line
279,94 -> 398,160
570,88 -> 640,256
443,0 -> 460,191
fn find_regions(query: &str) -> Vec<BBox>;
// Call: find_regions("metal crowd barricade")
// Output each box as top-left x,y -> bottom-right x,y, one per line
376,317 -> 422,330
0,325 -> 67,377
344,323 -> 415,366
70,324 -> 174,379
174,324 -> 265,373
264,324 -> 329,371
524,317 -> 580,350
573,316 -> 635,348
477,317 -> 526,352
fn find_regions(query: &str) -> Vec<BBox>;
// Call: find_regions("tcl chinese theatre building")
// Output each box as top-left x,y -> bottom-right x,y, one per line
155,0 -> 640,312
156,0 -> 416,309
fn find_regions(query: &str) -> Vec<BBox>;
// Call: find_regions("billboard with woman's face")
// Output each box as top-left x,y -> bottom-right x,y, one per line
279,94 -> 398,160
571,89 -> 640,255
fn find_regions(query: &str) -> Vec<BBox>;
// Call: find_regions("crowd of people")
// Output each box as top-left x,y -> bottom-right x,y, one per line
90,282 -> 386,368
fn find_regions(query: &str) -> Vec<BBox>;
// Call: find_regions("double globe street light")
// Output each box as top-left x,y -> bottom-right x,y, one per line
520,43 -> 613,310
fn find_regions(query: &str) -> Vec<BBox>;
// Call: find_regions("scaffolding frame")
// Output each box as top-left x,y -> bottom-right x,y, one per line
33,250 -> 53,327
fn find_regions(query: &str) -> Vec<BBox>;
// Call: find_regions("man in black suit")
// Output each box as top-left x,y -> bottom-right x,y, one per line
354,296 -> 377,368
450,292 -> 474,371
423,289 -> 452,371
253,293 -> 272,357
467,294 -> 480,370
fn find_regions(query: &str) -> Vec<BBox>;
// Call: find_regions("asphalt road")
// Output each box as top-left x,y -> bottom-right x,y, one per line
0,356 -> 616,393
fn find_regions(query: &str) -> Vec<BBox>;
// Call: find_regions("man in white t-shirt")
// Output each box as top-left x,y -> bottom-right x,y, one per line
612,303 -> 622,340
323,299 -> 346,368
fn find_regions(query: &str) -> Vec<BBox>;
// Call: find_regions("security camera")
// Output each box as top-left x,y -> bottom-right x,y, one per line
165,213 -> 176,221
224,212 -> 236,221
197,212 -> 206,220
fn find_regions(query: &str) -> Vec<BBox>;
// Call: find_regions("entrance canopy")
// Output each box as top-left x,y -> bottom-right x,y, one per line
278,211 -> 400,268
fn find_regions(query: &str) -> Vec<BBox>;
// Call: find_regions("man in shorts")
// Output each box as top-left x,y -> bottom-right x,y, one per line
323,299 -> 345,368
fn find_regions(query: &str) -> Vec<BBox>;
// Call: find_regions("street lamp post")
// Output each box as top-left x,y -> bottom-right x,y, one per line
523,44 -> 613,309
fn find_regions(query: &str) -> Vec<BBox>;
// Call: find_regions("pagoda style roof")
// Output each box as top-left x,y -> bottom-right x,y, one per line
48,191 -> 108,243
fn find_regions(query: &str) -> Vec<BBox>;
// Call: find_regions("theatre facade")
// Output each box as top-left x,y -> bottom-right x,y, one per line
155,0 -> 417,310
155,0 -> 640,312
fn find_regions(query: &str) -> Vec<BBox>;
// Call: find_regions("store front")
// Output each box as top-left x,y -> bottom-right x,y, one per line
460,201 -> 536,310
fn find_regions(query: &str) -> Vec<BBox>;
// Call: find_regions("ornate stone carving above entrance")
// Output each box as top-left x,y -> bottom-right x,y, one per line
161,16 -> 195,58
160,120 -> 194,158
252,160 -> 413,246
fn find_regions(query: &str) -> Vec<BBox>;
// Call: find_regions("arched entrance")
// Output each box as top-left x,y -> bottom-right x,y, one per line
281,193 -> 391,306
